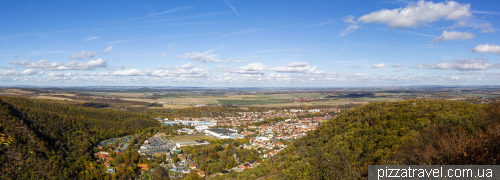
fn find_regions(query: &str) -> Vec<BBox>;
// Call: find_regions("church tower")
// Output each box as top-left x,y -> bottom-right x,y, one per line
233,145 -> 239,162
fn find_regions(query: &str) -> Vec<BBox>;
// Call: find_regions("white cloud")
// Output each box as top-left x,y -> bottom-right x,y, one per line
144,54 -> 152,57
471,44 -> 500,53
84,36 -> 100,41
159,63 -> 196,69
373,63 -> 388,68
452,21 -> 495,33
167,43 -> 175,50
339,24 -> 360,37
481,28 -> 495,33
9,59 -> 29,65
70,51 -> 95,60
454,20 -> 468,27
232,63 -> 268,74
218,63 -> 267,74
218,62 -> 325,75
17,58 -> 107,71
457,72 -> 481,75
160,51 -> 166,56
271,62 -> 325,74
411,58 -> 500,71
225,57 -> 248,63
475,23 -> 495,33
176,49 -> 223,63
0,69 -> 43,76
392,63 -> 404,67
351,65 -> 362,69
87,65 -> 210,77
48,72 -> 77,77
343,15 -> 355,23
432,31 -> 475,42
101,46 -> 113,54
396,69 -> 406,72
359,0 -> 471,28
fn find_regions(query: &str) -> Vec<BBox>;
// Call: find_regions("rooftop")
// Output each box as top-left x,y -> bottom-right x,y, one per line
206,128 -> 235,135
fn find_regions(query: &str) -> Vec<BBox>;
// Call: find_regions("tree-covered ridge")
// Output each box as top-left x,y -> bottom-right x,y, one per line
238,100 -> 500,179
0,96 -> 160,179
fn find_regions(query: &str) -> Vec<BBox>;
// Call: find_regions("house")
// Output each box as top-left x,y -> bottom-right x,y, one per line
93,151 -> 111,162
241,163 -> 250,169
177,154 -> 187,162
104,161 -> 110,167
248,160 -> 255,167
177,128 -> 196,134
106,168 -> 116,173
137,164 -> 149,171
104,157 -> 113,162
173,163 -> 185,171
166,154 -> 173,163
189,163 -> 197,169
198,171 -> 205,177
183,167 -> 191,174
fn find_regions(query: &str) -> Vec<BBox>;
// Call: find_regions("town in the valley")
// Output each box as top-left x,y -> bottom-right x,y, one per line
93,107 -> 342,178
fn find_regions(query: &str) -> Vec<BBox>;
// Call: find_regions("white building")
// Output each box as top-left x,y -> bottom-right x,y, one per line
177,128 -> 196,134
290,109 -> 304,113
195,125 -> 209,131
308,109 -> 321,113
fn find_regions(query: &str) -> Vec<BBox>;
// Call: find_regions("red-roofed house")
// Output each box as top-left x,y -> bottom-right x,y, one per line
198,171 -> 205,177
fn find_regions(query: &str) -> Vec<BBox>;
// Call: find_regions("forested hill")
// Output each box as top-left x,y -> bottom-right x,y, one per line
238,100 -> 500,179
0,96 -> 160,179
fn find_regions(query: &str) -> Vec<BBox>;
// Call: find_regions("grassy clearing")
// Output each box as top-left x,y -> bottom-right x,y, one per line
167,135 -> 217,143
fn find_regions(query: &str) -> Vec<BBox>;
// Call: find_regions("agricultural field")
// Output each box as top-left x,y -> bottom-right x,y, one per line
162,104 -> 193,109
246,100 -> 366,107
3,86 -> 498,110
165,135 -> 217,143
0,89 -> 36,96
217,99 -> 289,104
32,95 -> 76,101
109,93 -> 153,98
361,97 -> 400,102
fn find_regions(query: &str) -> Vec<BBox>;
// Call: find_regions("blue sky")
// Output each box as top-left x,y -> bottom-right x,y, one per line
1,0 -> 500,87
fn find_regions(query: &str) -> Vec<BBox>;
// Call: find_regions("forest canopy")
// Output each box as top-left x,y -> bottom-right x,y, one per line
0,96 -> 160,179
238,100 -> 500,179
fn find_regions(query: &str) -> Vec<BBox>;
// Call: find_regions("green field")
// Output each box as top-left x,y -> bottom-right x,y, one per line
160,96 -> 177,99
467,93 -> 498,98
217,99 -> 290,104
203,99 -> 219,103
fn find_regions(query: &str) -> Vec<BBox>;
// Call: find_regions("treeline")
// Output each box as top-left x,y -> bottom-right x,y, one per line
0,96 -> 160,179
238,100 -> 500,179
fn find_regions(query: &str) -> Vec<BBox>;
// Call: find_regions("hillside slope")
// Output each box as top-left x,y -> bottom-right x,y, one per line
0,96 -> 160,179
238,100 -> 500,179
